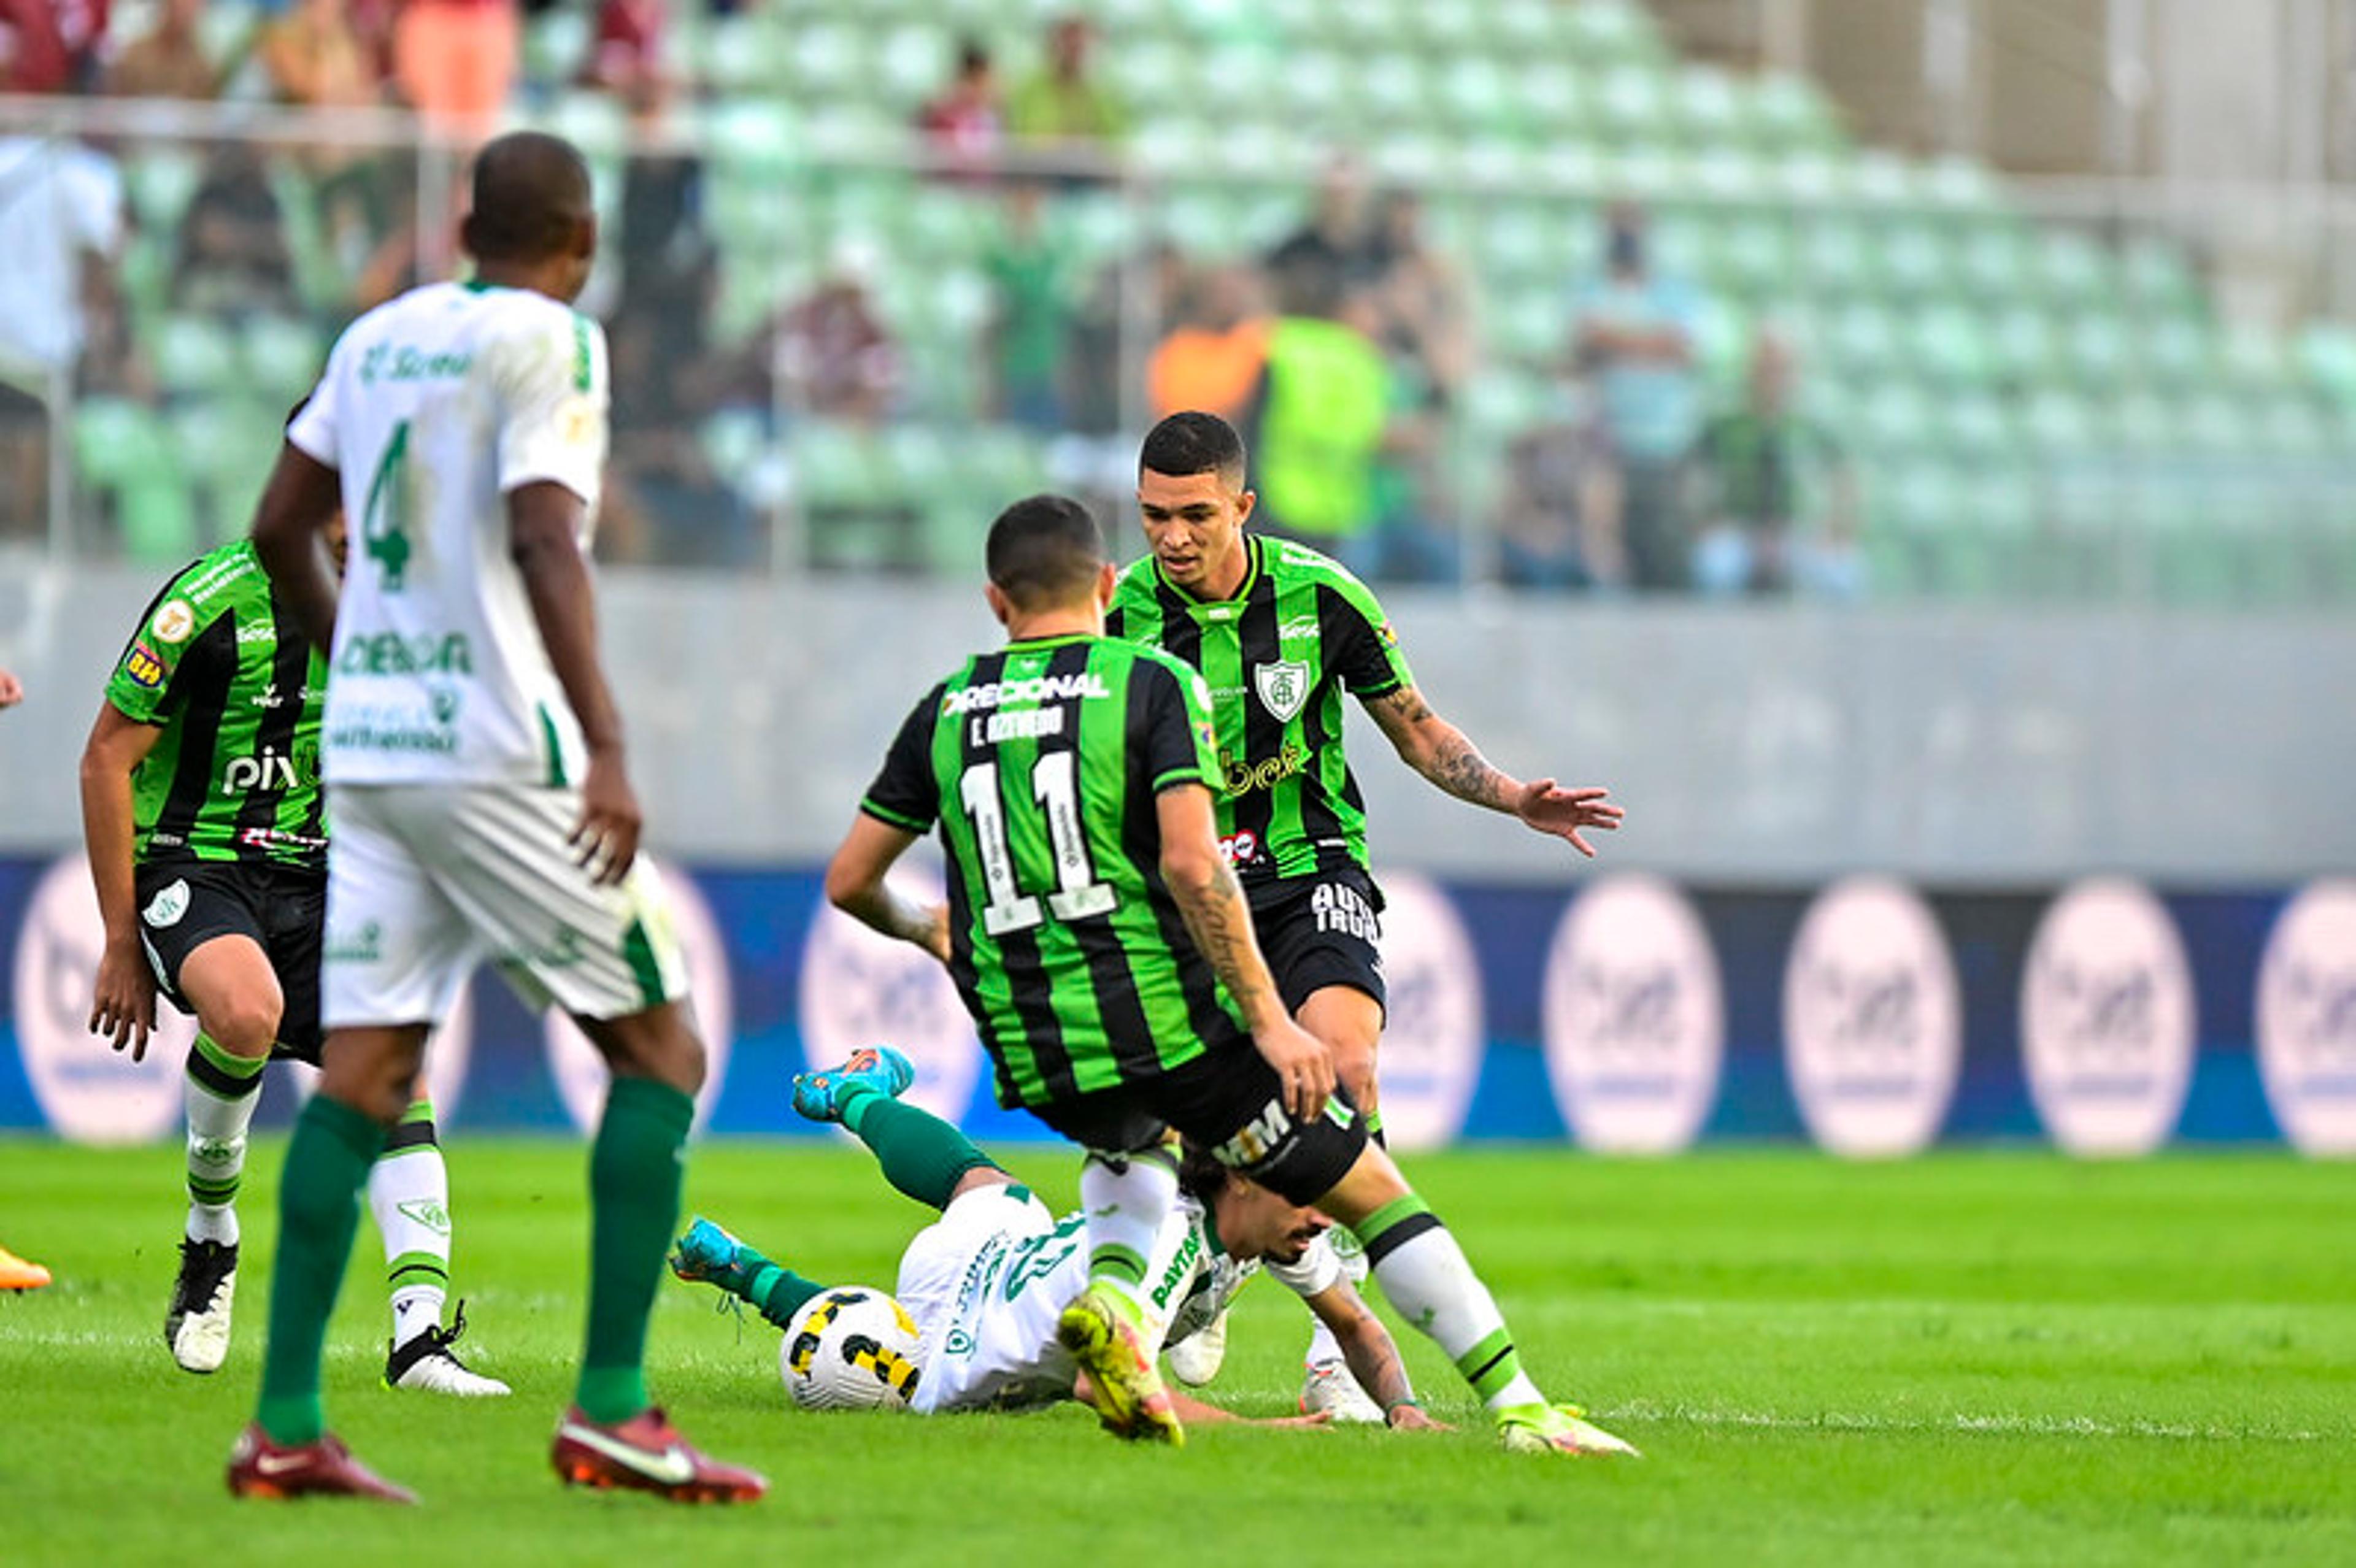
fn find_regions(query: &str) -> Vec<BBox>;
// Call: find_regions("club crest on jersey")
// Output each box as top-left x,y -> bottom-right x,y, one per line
1254,659 -> 1310,723
143,879 -> 190,929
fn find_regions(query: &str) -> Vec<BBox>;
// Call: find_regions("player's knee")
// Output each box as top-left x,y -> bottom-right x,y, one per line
202,994 -> 283,1056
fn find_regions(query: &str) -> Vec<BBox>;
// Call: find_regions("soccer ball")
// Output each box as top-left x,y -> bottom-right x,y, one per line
780,1286 -> 923,1411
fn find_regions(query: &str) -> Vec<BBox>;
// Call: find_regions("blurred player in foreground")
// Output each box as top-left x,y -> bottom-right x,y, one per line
80,519 -> 504,1393
823,493 -> 1636,1456
673,1045 -> 1441,1427
1109,411 -> 1623,1416
0,669 -> 45,1290
236,130 -> 761,1504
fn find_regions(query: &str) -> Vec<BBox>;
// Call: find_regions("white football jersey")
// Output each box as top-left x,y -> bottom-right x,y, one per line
906,1192 -> 1338,1416
287,280 -> 609,787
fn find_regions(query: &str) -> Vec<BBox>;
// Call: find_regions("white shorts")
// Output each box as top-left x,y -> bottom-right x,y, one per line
895,1183 -> 1052,1351
321,782 -> 690,1028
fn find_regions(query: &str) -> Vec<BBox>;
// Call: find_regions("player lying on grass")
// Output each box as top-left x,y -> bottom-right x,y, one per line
822,494 -> 1636,1457
672,1046 -> 1442,1428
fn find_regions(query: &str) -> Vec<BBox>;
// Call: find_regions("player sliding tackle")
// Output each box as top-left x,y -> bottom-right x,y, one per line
823,494 -> 1636,1456
672,1045 -> 1441,1428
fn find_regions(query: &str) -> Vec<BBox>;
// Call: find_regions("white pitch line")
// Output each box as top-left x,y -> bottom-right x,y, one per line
1600,1401 -> 2331,1444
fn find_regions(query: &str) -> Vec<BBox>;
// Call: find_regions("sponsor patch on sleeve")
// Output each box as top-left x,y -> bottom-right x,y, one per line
151,599 -> 196,644
123,642 -> 166,689
556,394 -> 599,447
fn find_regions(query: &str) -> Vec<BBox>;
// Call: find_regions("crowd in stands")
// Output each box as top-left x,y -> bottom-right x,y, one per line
0,1 -> 1858,596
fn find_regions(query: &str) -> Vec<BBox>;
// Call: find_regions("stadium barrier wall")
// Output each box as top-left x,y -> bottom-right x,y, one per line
7,569 -> 2356,885
4,853 -> 2350,1156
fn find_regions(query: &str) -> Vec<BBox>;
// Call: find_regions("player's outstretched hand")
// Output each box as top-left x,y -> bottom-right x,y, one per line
571,748 -> 642,886
1512,779 -> 1625,858
1252,1015 -> 1335,1123
1385,1405 -> 1451,1432
89,936 -> 158,1060
1255,1410 -> 1336,1430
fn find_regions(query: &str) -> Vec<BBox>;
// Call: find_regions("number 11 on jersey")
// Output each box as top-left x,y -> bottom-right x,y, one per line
958,753 -> 1117,937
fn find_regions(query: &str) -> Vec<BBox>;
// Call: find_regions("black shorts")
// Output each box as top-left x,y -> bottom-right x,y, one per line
1024,1042 -> 1369,1209
135,859 -> 325,1062
1247,867 -> 1387,1017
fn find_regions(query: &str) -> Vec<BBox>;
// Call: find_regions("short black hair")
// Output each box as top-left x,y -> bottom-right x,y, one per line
956,37 -> 990,74
1139,410 -> 1247,488
1177,1142 -> 1233,1207
461,131 -> 594,264
986,493 -> 1105,609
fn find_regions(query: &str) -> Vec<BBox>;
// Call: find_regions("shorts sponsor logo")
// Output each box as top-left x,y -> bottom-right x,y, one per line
547,858 -> 731,1132
1784,877 -> 1961,1159
12,855 -> 190,1143
1212,1097 -> 1294,1168
801,861 -> 978,1126
152,599 -> 196,644
2022,878 -> 2195,1158
1253,659 -> 1311,723
2256,879 -> 2356,1157
1543,874 -> 1722,1155
1371,873 -> 1484,1150
142,879 -> 191,929
123,644 -> 166,690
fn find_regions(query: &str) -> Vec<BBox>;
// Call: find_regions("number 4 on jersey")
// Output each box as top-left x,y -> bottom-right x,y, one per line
363,419 -> 414,590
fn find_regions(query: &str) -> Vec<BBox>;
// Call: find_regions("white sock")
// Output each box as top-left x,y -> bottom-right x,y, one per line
1362,1200 -> 1545,1412
368,1100 -> 453,1350
183,1033 -> 266,1247
1078,1147 -> 1182,1327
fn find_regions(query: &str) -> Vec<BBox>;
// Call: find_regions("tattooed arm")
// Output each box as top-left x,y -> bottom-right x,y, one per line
1157,782 -> 1334,1120
1361,684 -> 1625,858
1303,1278 -> 1446,1430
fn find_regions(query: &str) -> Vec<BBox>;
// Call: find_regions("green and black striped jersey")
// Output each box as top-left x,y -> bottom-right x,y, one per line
1106,534 -> 1414,888
104,541 -> 328,875
861,633 -> 1242,1110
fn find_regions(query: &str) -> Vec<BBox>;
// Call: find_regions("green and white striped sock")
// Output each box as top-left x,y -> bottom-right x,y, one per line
183,1032 -> 266,1247
1360,1194 -> 1546,1413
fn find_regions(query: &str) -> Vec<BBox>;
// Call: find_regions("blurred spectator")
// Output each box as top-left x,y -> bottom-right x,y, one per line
1007,17 -> 1125,155
172,146 -> 296,317
1369,190 -> 1472,398
1689,329 -> 1862,599
720,237 -> 901,422
0,134 -> 126,537
1245,264 -> 1391,575
916,39 -> 1003,177
1148,263 -> 1268,423
581,0 -> 663,96
262,0 -> 383,112
1066,238 -> 1186,436
1499,388 -> 1603,590
1265,158 -> 1385,320
1571,202 -> 1704,591
984,182 -> 1073,432
109,0 -> 220,99
0,0 -> 72,91
395,0 -> 518,132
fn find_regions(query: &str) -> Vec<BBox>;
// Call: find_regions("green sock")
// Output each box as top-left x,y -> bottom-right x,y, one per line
256,1094 -> 385,1445
842,1090 -> 1000,1212
576,1076 -> 694,1424
747,1262 -> 828,1330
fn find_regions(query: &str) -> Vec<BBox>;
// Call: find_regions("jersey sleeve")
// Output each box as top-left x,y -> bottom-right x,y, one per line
1138,656 -> 1220,795
102,569 -> 218,724
860,684 -> 945,832
284,337 -> 343,467
1266,1234 -> 1344,1299
1322,572 -> 1415,699
491,307 -> 609,502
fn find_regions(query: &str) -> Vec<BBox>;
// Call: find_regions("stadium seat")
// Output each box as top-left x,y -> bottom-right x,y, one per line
150,315 -> 241,398
125,149 -> 206,236
241,315 -> 327,401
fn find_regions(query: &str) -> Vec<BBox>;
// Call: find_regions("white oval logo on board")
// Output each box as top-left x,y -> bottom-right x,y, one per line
2256,879 -> 2356,1157
280,986 -> 476,1123
12,854 -> 193,1143
1542,874 -> 1722,1154
545,858 -> 734,1133
1369,872 -> 1484,1151
1784,877 -> 1961,1158
799,861 -> 981,1127
2020,878 -> 2194,1157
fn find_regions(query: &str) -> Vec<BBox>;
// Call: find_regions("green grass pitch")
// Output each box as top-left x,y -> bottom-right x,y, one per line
2,1139 -> 2350,1566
